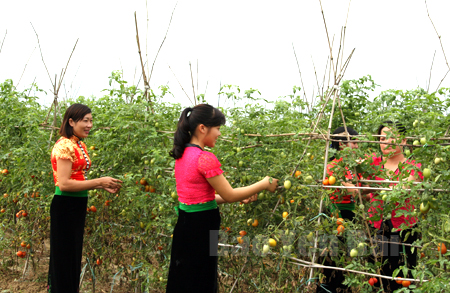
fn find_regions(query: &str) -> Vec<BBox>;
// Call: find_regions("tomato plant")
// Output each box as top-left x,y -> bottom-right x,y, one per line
1,75 -> 450,292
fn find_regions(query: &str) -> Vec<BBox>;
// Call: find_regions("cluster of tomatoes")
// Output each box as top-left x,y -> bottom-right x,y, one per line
16,241 -> 31,258
336,217 -> 345,235
322,175 -> 336,186
138,178 -> 156,193
16,209 -> 28,218
368,277 -> 378,286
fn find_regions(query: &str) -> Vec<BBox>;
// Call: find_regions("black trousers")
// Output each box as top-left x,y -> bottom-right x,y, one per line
48,195 -> 87,293
316,209 -> 355,293
369,221 -> 418,292
166,208 -> 221,293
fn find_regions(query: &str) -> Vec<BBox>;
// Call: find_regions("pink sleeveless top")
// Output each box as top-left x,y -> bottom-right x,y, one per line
175,146 -> 223,205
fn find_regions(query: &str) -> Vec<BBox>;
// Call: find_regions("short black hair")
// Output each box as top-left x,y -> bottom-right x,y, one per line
331,126 -> 359,151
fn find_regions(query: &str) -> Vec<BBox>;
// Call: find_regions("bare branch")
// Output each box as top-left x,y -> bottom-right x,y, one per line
311,56 -> 321,101
168,64 -> 194,105
189,61 -> 196,105
0,29 -> 6,54
148,2 -> 178,85
427,50 -> 436,93
292,43 -> 308,107
17,47 -> 36,87
425,0 -> 450,72
30,23 -> 54,87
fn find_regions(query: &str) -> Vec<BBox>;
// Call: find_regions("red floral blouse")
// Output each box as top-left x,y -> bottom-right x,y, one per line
51,136 -> 91,187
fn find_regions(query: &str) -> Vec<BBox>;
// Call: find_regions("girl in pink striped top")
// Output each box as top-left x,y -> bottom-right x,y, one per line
166,104 -> 278,293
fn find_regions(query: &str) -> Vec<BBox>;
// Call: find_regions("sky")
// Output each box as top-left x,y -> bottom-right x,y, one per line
0,1 -> 449,108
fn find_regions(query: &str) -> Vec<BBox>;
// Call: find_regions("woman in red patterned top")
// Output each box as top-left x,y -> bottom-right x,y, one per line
166,104 -> 279,292
368,121 -> 423,292
48,104 -> 122,293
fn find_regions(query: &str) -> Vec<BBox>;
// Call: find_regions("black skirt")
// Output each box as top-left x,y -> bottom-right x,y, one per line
48,195 -> 88,293
166,208 -> 221,293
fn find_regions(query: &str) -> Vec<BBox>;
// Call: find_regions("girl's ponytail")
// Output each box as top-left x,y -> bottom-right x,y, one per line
169,104 -> 226,160
170,107 -> 193,159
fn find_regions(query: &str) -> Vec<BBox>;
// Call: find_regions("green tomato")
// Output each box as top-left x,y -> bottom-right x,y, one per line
154,122 -> 159,127
236,147 -> 241,153
304,175 -> 313,184
420,202 -> 430,214
238,161 -> 244,167
241,129 -> 245,134
350,248 -> 358,257
281,152 -> 286,158
434,157 -> 441,165
444,220 -> 450,233
413,120 -> 418,127
284,180 -> 292,190
413,140 -> 420,146
144,160 -> 149,165
150,158 -> 155,164
420,137 -> 427,145
423,168 -> 431,179
359,204 -> 365,210
171,192 -> 177,199
307,232 -> 314,242
404,149 -> 411,156
262,244 -> 270,254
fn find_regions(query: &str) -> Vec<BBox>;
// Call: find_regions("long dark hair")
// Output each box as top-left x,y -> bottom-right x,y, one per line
377,120 -> 406,140
169,104 -> 226,159
60,103 -> 92,138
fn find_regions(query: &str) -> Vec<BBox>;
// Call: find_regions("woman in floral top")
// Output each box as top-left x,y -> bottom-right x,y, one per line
48,104 -> 122,293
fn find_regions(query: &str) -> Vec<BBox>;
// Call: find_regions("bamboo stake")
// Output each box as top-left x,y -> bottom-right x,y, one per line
289,260 -> 428,283
337,94 -> 383,287
309,87 -> 338,283
134,12 -> 154,113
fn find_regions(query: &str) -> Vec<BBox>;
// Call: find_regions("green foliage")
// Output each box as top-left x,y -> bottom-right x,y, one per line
1,73 -> 450,292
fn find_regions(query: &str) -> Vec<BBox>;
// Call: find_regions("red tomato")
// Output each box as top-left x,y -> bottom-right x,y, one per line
402,280 -> 411,287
